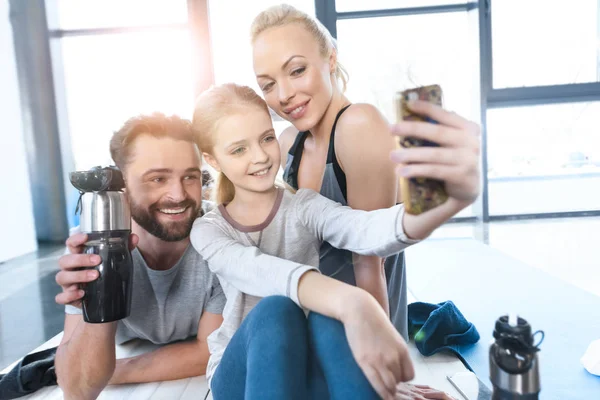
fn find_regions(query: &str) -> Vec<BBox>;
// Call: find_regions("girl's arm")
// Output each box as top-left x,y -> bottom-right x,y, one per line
294,189 -> 419,258
190,216 -> 415,400
190,217 -> 316,304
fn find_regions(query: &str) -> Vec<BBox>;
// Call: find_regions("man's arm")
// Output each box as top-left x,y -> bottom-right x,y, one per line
55,314 -> 118,400
109,311 -> 223,384
54,231 -> 122,400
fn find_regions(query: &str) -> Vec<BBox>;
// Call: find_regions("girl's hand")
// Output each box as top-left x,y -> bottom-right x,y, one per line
342,291 -> 415,400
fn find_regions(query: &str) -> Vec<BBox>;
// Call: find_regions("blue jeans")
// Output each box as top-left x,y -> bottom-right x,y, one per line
211,296 -> 379,400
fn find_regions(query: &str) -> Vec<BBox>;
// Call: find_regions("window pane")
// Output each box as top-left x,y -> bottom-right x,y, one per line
487,103 -> 600,178
337,12 -> 477,123
492,0 -> 599,88
57,31 -> 195,170
487,102 -> 600,215
47,0 -> 188,30
335,0 -> 465,12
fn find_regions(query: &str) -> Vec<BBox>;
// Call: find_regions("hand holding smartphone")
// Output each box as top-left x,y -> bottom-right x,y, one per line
394,84 -> 449,215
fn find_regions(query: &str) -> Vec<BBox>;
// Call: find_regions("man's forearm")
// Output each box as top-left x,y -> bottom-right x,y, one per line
109,339 -> 210,385
55,320 -> 117,400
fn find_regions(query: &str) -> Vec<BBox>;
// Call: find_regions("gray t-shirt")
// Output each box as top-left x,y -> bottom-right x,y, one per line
66,244 -> 226,345
191,188 -> 420,384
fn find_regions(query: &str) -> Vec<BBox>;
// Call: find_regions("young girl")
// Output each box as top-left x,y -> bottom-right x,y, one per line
251,4 -> 480,343
190,83 -> 477,400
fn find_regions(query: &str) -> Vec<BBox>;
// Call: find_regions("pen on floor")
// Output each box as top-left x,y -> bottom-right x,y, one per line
446,375 -> 469,400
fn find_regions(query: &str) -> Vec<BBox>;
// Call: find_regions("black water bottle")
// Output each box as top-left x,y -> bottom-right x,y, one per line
489,314 -> 544,400
70,166 -> 133,323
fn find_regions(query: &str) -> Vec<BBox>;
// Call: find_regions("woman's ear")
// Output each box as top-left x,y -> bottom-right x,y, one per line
329,51 -> 337,74
203,153 -> 221,173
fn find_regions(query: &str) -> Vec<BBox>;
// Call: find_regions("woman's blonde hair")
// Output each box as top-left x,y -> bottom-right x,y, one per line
192,83 -> 270,205
250,4 -> 349,92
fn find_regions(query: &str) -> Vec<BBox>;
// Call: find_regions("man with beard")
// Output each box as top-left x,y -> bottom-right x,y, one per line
54,113 -> 225,400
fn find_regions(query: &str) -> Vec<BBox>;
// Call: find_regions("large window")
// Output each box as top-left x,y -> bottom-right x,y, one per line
44,0 -> 600,220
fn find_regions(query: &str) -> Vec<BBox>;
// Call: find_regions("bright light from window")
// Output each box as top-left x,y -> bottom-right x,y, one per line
58,30 -> 195,170
48,0 -> 188,30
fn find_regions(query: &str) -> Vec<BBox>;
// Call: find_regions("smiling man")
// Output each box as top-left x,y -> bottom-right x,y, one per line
54,113 -> 225,400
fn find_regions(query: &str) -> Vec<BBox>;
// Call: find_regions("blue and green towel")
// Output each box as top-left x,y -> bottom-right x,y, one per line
408,301 -> 480,371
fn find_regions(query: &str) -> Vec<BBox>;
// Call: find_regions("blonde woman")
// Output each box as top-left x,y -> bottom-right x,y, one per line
249,5 -> 479,399
251,2 -> 479,343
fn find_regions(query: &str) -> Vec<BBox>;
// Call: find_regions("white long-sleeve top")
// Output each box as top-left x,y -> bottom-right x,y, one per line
190,188 -> 420,385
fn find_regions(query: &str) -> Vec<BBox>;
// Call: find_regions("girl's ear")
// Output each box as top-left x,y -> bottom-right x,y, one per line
203,153 -> 221,173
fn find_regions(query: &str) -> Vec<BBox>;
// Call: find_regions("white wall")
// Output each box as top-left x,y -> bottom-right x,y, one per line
0,0 -> 38,262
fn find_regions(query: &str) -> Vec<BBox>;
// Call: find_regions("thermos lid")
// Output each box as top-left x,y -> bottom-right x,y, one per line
493,315 -> 533,345
79,191 -> 131,233
70,165 -> 125,192
70,166 -> 130,232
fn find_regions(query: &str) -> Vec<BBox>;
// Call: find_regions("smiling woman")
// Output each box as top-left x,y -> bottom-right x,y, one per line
206,0 -> 316,140
250,3 -> 401,329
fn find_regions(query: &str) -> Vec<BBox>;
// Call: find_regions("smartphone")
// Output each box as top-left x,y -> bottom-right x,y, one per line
394,84 -> 448,215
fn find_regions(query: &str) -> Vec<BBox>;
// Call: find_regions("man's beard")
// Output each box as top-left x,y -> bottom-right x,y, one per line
130,198 -> 199,242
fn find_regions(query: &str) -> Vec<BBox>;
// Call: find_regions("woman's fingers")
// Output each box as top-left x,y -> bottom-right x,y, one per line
405,100 -> 480,135
391,147 -> 475,166
392,121 -> 479,152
